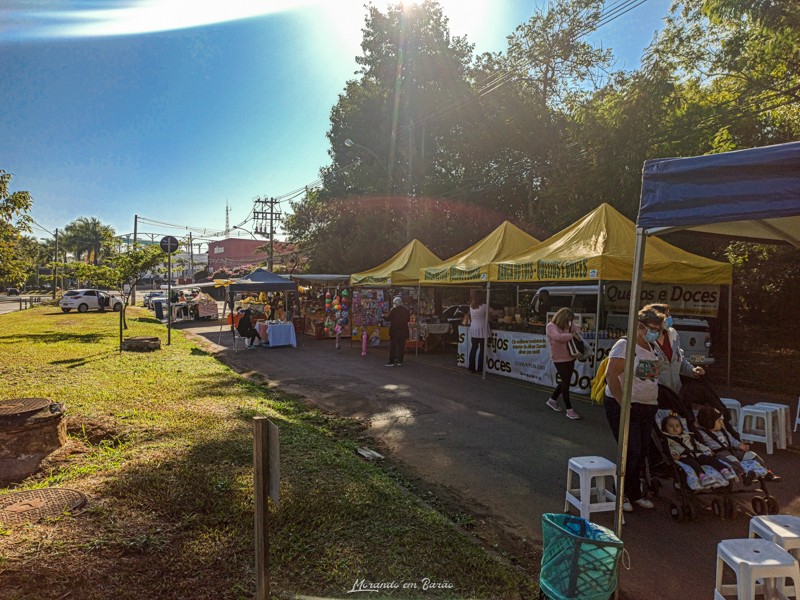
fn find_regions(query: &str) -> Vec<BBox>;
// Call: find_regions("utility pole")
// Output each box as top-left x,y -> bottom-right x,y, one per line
252,197 -> 281,271
53,229 -> 58,300
132,215 -> 138,304
188,232 -> 194,283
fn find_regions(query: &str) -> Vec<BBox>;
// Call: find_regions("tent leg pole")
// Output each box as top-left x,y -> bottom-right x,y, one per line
727,285 -> 732,386
482,283 -> 491,380
594,280 -> 603,378
616,228 -> 648,539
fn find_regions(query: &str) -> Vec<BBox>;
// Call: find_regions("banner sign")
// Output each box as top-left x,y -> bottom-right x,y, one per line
603,283 -> 721,317
456,326 -> 614,394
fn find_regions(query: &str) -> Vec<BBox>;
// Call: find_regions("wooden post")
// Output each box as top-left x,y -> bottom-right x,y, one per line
254,417 -> 270,600
254,417 -> 279,600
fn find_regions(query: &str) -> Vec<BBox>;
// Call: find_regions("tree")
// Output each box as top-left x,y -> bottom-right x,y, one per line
288,1 -> 477,272
109,245 -> 165,329
60,245 -> 164,330
0,170 -> 33,287
62,217 -> 116,265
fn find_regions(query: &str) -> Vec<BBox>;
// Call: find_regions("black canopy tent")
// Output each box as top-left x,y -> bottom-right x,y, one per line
226,268 -> 298,345
611,141 -> 800,537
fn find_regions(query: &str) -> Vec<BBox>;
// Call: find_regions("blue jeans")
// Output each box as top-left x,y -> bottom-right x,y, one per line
603,397 -> 657,502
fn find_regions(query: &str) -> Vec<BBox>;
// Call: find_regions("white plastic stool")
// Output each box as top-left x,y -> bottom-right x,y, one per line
715,538 -> 800,600
750,515 -> 800,560
794,397 -> 800,434
740,405 -> 777,455
721,398 -> 742,431
564,456 -> 617,521
755,402 -> 791,448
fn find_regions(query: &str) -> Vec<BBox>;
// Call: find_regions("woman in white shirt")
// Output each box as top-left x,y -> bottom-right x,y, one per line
467,289 -> 488,373
604,306 -> 664,512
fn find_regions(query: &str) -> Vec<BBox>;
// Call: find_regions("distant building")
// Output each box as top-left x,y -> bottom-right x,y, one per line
207,238 -> 294,272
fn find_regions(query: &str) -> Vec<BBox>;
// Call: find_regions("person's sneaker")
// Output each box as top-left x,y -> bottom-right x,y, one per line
395,361 -> 403,366
743,471 -> 757,487
565,409 -> 581,420
721,468 -> 737,481
384,362 -> 395,367
545,398 -> 563,412
765,471 -> 782,482
622,497 -> 633,513
699,473 -> 715,488
634,498 -> 655,509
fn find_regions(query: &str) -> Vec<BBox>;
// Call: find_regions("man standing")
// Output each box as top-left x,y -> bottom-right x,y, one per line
386,295 -> 410,367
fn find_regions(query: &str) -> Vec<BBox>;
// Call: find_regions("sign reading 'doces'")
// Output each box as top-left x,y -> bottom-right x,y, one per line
159,236 -> 179,254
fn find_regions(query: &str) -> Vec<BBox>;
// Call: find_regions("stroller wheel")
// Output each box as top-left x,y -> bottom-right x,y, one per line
766,496 -> 781,515
669,503 -> 684,522
711,499 -> 722,518
751,496 -> 767,515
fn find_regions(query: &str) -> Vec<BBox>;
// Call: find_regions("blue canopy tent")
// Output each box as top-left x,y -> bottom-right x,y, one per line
612,141 -> 800,536
226,268 -> 298,345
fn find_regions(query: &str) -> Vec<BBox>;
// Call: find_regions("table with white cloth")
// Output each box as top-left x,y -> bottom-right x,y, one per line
255,321 -> 297,348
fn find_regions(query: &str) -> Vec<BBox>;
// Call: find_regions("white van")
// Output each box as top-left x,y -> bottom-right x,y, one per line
530,285 -> 714,365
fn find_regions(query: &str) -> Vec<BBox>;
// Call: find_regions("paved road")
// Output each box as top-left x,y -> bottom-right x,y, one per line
183,319 -> 800,600
0,295 -> 36,316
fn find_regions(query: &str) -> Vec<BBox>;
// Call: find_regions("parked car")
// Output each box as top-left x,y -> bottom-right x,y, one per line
142,291 -> 165,308
6,288 -> 20,296
442,304 -> 470,328
59,289 -> 123,313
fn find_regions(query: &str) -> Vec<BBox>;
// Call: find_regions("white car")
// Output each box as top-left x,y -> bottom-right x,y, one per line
59,289 -> 124,313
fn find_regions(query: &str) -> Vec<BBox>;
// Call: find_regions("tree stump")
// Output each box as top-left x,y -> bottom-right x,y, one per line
0,399 -> 67,485
121,336 -> 161,351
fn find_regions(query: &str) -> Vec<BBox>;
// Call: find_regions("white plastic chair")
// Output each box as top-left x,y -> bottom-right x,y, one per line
794,396 -> 800,434
564,456 -> 617,521
739,405 -> 777,455
715,538 -> 800,600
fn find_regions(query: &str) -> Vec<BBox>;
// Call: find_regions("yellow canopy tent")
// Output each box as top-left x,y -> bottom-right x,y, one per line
351,239 -> 441,286
420,221 -> 541,285
489,203 -> 732,285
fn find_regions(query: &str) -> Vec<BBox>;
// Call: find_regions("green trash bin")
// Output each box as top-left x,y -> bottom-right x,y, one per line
539,513 -> 623,600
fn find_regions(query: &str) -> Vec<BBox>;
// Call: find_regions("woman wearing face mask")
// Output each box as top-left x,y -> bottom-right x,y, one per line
645,303 -> 704,399
603,307 -> 664,512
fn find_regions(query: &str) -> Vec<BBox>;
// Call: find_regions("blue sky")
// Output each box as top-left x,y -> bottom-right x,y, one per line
1,0 -> 672,244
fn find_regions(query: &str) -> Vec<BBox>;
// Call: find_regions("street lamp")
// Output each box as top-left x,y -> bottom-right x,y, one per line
344,138 -> 393,196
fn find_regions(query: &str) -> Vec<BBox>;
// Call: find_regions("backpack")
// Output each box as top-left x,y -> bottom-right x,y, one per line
590,356 -> 609,404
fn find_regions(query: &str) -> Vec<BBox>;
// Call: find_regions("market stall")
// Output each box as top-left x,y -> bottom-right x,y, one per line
350,239 -> 441,345
475,203 -> 732,391
224,268 -> 298,348
417,221 -> 542,362
289,274 -> 349,339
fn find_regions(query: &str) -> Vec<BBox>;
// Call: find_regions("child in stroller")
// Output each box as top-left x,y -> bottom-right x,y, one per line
695,405 -> 781,486
661,413 -> 737,487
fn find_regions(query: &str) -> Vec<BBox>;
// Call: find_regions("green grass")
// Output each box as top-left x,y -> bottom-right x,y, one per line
0,307 -> 536,599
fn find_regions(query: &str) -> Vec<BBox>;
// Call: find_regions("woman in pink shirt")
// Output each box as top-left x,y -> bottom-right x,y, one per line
545,307 -> 582,419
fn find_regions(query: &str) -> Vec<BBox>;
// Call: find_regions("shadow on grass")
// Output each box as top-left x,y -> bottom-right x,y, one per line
50,351 -> 115,368
0,331 -> 107,344
127,316 -> 162,324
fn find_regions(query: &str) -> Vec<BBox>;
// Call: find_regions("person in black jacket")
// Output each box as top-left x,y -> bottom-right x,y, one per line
386,296 -> 410,367
237,309 -> 262,349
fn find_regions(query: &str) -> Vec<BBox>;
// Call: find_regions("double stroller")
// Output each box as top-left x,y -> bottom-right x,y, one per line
646,380 -> 781,522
